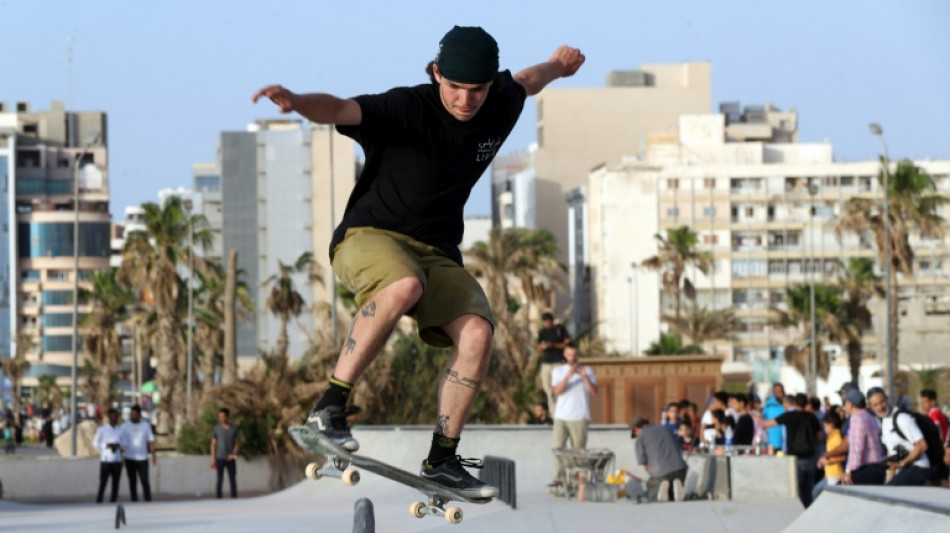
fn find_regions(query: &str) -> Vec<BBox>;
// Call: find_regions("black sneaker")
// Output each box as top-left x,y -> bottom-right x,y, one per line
420,456 -> 498,499
306,405 -> 359,452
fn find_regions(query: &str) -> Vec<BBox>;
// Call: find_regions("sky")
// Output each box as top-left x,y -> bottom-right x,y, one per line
1,0 -> 948,220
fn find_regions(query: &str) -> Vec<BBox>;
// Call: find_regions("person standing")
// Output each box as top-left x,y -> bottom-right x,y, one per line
867,387 -> 931,486
253,25 -> 585,499
210,407 -> 240,499
538,312 -> 572,413
839,389 -> 885,486
120,405 -> 156,502
631,416 -> 688,502
732,393 -> 755,447
552,344 -> 597,450
814,410 -> 845,500
42,413 -> 54,448
93,408 -> 124,503
919,389 -> 948,444
763,393 -> 822,508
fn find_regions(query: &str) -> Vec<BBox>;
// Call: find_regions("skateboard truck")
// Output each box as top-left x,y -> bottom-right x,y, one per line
409,495 -> 464,524
305,456 -> 361,486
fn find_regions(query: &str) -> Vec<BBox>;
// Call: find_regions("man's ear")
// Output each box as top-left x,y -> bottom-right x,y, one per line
432,63 -> 443,83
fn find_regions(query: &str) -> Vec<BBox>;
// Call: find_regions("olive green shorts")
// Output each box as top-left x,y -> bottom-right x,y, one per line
331,227 -> 495,348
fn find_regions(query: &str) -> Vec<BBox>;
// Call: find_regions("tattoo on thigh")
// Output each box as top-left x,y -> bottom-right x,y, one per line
361,300 -> 376,318
443,369 -> 481,390
436,414 -> 450,435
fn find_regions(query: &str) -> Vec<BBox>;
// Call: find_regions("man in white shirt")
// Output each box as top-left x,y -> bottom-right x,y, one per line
867,387 -> 930,486
92,408 -> 124,503
552,343 -> 598,450
120,405 -> 156,502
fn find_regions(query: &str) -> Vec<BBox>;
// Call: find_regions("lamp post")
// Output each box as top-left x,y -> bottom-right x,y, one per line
808,183 -> 818,397
184,198 -> 195,423
869,123 -> 894,400
71,132 -> 100,457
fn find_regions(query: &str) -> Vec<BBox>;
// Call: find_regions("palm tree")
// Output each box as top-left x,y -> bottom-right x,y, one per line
662,305 -> 740,349
118,196 -> 212,435
836,158 -> 946,391
771,284 -> 851,382
644,331 -> 703,356
2,334 -> 33,427
36,374 -> 65,412
223,249 -> 239,385
80,269 -> 134,409
263,252 -> 321,358
464,227 -> 565,422
642,226 -> 714,318
835,258 -> 884,384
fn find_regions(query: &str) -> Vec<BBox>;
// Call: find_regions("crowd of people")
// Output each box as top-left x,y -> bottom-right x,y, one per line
1,405 -> 73,452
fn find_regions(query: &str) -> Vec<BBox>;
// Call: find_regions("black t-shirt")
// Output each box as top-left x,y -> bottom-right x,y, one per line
332,71 -> 527,265
776,410 -> 821,457
538,324 -> 569,364
734,413 -> 755,446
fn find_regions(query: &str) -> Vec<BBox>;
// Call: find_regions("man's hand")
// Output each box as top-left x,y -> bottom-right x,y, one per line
252,84 -> 297,113
840,472 -> 852,485
887,460 -> 901,472
550,46 -> 585,78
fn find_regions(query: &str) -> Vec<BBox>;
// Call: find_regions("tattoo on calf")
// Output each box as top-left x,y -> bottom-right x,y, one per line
361,301 -> 376,318
343,316 -> 358,355
444,369 -> 481,390
436,414 -> 450,435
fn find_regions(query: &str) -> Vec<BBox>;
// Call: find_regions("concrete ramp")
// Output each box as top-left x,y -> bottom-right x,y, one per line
782,486 -> 950,533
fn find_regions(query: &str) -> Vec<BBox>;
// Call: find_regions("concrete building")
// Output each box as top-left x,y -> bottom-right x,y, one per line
0,101 -> 110,387
531,63 -> 712,265
109,206 -> 145,268
216,120 -> 354,362
192,163 -> 223,264
579,106 -> 950,394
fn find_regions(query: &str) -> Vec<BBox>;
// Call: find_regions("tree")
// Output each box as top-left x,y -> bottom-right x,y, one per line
464,227 -> 565,422
263,252 -> 321,358
661,305 -> 740,349
118,196 -> 212,435
223,249 -> 239,385
836,158 -> 946,391
642,226 -> 714,319
80,269 -> 134,409
835,258 -> 883,384
2,334 -> 33,426
644,331 -> 703,356
36,374 -> 65,412
771,284 -> 849,382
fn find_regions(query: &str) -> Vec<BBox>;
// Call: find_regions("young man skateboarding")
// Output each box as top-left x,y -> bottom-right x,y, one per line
253,26 -> 584,498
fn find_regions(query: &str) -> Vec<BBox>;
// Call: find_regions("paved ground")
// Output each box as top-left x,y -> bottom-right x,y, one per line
0,474 -> 804,532
1,443 -> 59,457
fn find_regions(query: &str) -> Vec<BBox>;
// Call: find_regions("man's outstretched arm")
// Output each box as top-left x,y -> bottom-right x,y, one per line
252,85 -> 362,125
514,45 -> 585,97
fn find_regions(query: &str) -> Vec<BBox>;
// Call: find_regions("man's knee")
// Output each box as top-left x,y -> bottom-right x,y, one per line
383,277 -> 424,309
458,316 -> 493,356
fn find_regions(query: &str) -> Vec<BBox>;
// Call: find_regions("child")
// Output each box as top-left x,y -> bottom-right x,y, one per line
814,410 -> 844,500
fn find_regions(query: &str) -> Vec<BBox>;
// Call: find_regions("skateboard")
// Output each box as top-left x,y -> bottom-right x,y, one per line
289,425 -> 492,524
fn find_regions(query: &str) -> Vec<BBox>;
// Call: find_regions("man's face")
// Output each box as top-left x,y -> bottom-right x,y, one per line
130,410 -> 141,423
868,393 -> 889,418
667,405 -> 679,421
920,396 -> 935,413
108,412 -> 119,426
564,347 -> 578,364
773,385 -> 785,399
219,411 -> 229,425
433,65 -> 492,122
534,405 -> 547,419
542,319 -> 554,330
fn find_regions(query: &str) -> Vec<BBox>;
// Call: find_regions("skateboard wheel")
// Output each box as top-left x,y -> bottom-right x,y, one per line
409,501 -> 426,519
305,462 -> 322,480
445,506 -> 463,524
342,468 -> 360,486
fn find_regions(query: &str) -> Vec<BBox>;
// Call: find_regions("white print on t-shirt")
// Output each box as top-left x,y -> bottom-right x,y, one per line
476,137 -> 502,162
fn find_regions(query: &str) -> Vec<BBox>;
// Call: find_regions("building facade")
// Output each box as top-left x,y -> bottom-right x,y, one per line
582,108 -> 950,390
0,101 -> 110,386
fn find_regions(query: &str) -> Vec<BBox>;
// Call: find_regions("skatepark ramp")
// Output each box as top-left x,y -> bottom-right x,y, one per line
781,485 -> 950,533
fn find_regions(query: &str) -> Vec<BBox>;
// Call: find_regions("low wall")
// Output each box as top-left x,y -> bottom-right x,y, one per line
0,425 -> 797,502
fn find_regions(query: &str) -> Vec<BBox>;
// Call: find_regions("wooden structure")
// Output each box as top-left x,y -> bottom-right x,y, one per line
583,355 -> 723,425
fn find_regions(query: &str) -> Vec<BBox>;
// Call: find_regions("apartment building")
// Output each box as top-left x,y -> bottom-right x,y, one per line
581,106 -> 950,380
0,101 -> 110,387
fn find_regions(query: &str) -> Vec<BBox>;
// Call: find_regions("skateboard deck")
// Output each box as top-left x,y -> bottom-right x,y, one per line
289,425 -> 492,524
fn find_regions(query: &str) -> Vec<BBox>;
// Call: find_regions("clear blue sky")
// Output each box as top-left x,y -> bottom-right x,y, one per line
2,0 -> 948,219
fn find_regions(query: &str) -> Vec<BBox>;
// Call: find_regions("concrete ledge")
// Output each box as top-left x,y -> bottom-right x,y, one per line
782,486 -> 950,533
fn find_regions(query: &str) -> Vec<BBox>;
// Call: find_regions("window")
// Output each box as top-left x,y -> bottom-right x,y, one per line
18,222 -> 111,258
42,335 -> 77,352
42,314 -> 76,327
667,178 -> 679,190
21,270 -> 40,281
822,176 -> 837,187
195,175 -> 220,193
704,178 -> 715,189
42,290 -> 73,305
731,207 -> 739,220
703,234 -> 718,245
667,207 -> 679,217
47,270 -> 69,281
768,260 -> 785,274
703,206 -> 716,217
840,176 -> 854,186
767,205 -> 775,220
745,207 -> 754,217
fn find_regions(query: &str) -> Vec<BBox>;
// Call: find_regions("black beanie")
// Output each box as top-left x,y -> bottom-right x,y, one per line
435,26 -> 499,84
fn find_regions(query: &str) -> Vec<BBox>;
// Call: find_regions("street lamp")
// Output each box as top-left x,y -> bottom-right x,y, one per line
71,131 -> 101,457
869,122 -> 894,400
629,262 -> 639,355
184,198 -> 195,423
808,183 -> 818,397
